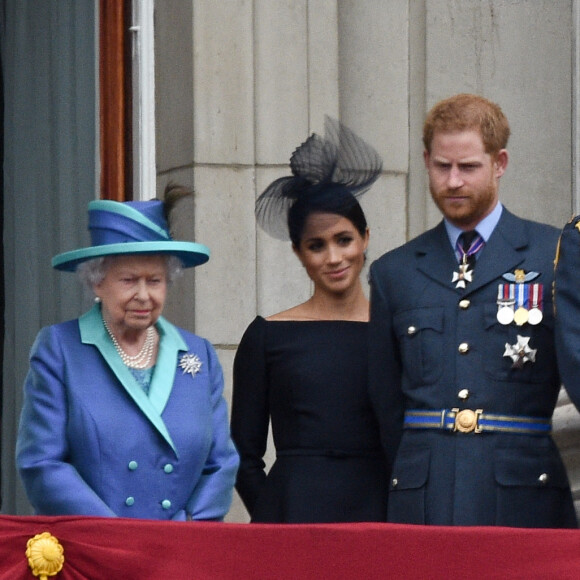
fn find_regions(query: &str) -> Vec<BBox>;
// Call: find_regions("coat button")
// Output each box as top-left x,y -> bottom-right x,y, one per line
161,499 -> 172,510
407,326 -> 417,336
538,473 -> 549,485
458,342 -> 470,354
392,478 -> 398,488
458,389 -> 470,400
459,299 -> 470,309
128,461 -> 138,471
125,497 -> 135,506
164,464 -> 174,474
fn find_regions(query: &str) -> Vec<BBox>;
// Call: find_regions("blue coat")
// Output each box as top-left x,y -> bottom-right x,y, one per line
369,208 -> 577,527
16,305 -> 239,521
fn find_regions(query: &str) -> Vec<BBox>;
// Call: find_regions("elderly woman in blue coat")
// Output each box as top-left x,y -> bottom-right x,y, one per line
16,186 -> 239,521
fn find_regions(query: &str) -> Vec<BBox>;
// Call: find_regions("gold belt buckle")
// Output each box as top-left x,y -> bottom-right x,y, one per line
452,408 -> 483,433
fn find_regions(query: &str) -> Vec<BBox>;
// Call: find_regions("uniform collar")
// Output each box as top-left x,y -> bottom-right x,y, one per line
444,201 -> 503,249
415,208 -> 526,295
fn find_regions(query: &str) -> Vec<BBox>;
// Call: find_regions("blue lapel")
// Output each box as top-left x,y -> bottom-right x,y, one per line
79,305 -> 188,456
415,222 -> 458,288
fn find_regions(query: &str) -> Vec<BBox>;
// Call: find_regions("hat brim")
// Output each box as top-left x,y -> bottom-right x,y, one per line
52,241 -> 210,272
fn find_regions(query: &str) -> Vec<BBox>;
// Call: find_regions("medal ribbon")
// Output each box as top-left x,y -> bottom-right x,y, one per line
516,283 -> 529,310
529,283 -> 542,311
456,232 -> 484,264
497,283 -> 515,304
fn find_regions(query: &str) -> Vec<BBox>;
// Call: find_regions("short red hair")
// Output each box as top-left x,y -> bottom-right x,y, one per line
423,93 -> 510,156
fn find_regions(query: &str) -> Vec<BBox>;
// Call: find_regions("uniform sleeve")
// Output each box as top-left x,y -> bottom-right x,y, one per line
185,339 -> 240,521
554,216 -> 580,410
368,261 -> 405,476
16,326 -> 117,516
230,317 -> 269,515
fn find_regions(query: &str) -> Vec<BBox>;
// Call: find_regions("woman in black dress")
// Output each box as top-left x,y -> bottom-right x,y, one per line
231,117 -> 388,523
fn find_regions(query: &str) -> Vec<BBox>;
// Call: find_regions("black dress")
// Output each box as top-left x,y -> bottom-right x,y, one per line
231,316 -> 388,523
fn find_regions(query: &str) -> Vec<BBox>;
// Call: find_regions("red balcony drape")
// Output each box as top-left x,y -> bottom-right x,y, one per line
0,515 -> 579,579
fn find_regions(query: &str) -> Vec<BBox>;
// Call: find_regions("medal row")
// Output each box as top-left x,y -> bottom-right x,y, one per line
496,283 -> 543,326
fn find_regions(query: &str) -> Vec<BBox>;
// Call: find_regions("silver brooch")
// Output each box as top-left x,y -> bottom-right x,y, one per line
179,353 -> 203,377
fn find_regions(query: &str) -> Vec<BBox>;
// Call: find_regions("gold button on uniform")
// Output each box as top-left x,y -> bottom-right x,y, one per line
458,342 -> 470,353
458,389 -> 470,400
459,299 -> 470,309
407,326 -> 417,336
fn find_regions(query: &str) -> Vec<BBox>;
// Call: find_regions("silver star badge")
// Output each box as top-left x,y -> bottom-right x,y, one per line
179,353 -> 203,377
503,335 -> 537,369
452,263 -> 473,288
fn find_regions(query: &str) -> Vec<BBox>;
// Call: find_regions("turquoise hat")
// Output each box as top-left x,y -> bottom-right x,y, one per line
52,199 -> 210,272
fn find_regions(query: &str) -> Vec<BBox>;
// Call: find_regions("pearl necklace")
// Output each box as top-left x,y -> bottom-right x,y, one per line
103,319 -> 156,369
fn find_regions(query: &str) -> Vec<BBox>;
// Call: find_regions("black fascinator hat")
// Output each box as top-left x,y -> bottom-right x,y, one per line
255,116 -> 383,241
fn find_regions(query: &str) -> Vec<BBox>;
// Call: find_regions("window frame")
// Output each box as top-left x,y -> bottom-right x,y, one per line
99,0 -> 156,201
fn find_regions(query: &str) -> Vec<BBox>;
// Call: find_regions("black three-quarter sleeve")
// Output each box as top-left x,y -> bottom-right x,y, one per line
231,316 -> 270,514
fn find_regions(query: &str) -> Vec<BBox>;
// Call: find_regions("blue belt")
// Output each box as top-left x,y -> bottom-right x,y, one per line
404,409 -> 551,434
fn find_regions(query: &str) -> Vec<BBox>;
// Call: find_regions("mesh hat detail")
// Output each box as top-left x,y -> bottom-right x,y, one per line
255,116 -> 383,240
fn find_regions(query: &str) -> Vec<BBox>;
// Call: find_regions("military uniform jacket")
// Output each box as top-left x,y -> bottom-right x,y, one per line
369,208 -> 577,528
16,305 -> 239,521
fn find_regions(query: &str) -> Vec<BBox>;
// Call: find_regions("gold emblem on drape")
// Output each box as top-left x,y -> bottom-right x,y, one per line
26,532 -> 64,579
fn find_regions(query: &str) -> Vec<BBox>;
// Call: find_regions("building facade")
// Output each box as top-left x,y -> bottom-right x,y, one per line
3,0 -> 580,523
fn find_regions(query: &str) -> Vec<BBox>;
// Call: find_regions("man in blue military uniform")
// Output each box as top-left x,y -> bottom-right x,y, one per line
369,93 -> 577,527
